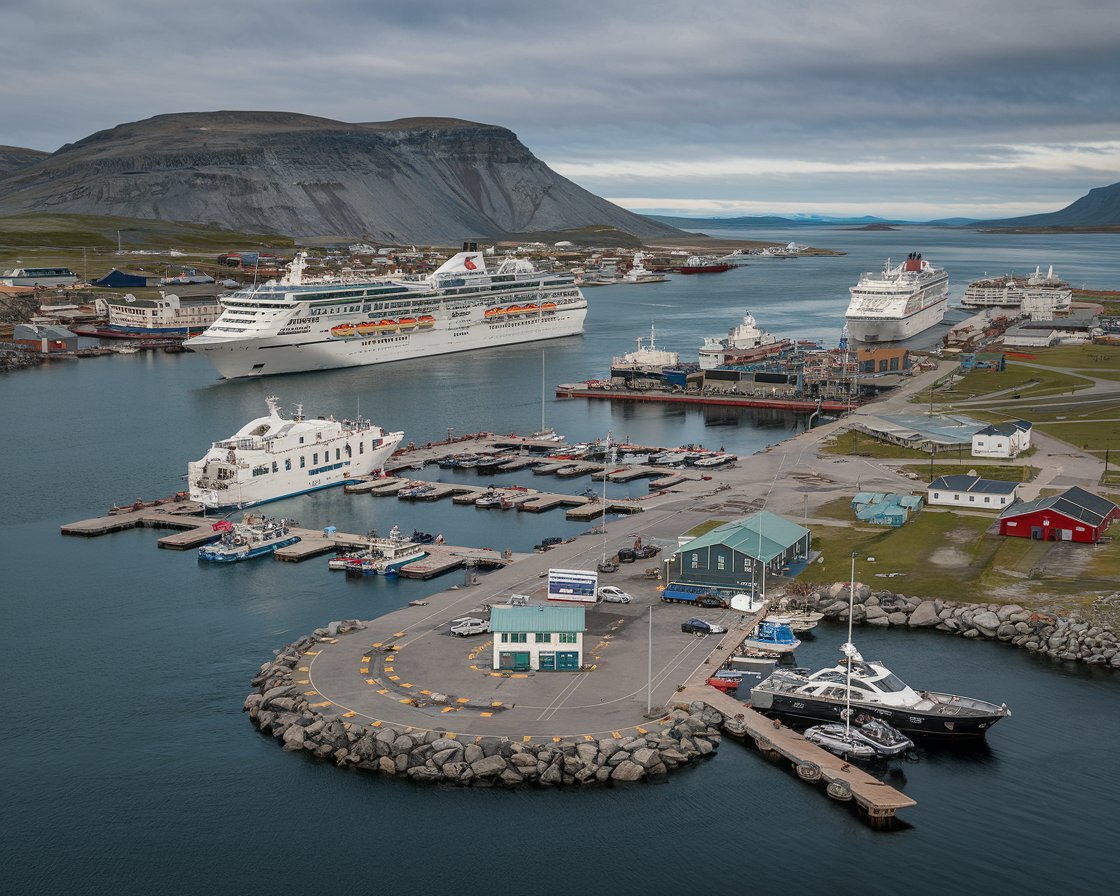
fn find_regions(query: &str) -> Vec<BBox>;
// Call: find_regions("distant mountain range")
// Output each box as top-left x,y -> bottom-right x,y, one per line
0,112 -> 680,244
977,181 -> 1120,228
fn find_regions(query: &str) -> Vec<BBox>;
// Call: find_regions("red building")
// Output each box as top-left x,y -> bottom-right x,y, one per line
998,486 -> 1119,544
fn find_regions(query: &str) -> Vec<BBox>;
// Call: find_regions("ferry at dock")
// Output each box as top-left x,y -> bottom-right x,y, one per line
185,243 -> 588,378
188,397 -> 403,509
844,253 -> 948,343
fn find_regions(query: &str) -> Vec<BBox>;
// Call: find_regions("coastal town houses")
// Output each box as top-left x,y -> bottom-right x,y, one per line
971,421 -> 1032,459
998,487 -> 1120,543
665,511 -> 811,592
926,475 -> 1020,510
490,604 -> 585,672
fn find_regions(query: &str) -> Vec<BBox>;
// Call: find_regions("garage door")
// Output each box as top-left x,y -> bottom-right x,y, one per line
557,651 -> 579,671
499,651 -> 530,671
539,653 -> 556,671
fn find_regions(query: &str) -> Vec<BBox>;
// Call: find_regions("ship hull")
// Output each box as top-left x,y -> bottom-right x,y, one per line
189,307 -> 586,379
846,295 -> 948,343
750,688 -> 1007,738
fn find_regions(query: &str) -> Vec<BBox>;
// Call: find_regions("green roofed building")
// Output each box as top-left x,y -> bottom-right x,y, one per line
490,604 -> 586,672
666,511 -> 811,594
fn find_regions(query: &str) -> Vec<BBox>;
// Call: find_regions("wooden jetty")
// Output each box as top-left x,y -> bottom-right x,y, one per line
682,618 -> 916,827
343,476 -> 407,495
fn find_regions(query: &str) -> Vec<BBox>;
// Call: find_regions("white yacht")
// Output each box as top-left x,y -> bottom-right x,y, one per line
621,253 -> 667,284
188,396 -> 403,509
844,253 -> 949,343
698,311 -> 779,369
962,265 -> 1071,317
185,243 -> 587,378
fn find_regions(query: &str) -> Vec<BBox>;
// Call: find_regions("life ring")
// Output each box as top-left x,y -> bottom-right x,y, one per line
233,535 -> 244,546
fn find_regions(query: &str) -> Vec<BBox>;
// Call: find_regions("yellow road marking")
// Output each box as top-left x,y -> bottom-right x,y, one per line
489,672 -> 502,677
523,736 -> 533,743
298,666 -> 309,672
552,736 -> 561,743
303,690 -> 319,696
511,673 -> 528,679
365,679 -> 375,685
612,731 -> 622,739
441,706 -> 454,713
420,689 -> 432,696
447,733 -> 458,739
400,698 -> 414,704
303,651 -> 320,656
400,682 -> 413,689
342,711 -> 356,718
584,735 -> 595,741
392,632 -> 406,638
309,701 -> 332,708
388,675 -> 400,681
383,666 -> 394,672
359,667 -> 369,674
480,712 -> 492,718
362,656 -> 371,663
296,679 -> 310,684
456,697 -> 470,704
377,689 -> 389,695
371,642 -> 383,648
372,720 -> 382,727
636,726 -> 648,734
386,655 -> 396,661
491,701 -> 503,707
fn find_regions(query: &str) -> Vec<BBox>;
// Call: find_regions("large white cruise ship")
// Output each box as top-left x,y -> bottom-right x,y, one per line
188,397 -> 403,509
962,265 -> 1072,316
844,253 -> 949,343
185,244 -> 588,378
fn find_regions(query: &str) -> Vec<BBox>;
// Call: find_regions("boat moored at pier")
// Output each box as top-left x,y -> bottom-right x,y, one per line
844,252 -> 948,343
197,517 -> 299,562
188,396 -> 403,509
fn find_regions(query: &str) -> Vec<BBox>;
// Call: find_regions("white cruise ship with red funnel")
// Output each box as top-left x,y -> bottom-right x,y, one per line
186,244 -> 587,378
844,253 -> 949,343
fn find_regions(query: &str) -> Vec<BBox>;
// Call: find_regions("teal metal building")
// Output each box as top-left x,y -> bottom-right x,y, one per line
490,604 -> 586,672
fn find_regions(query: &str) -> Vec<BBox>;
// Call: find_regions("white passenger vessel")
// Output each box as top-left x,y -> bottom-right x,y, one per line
185,244 -> 588,378
844,253 -> 949,343
188,397 -> 403,509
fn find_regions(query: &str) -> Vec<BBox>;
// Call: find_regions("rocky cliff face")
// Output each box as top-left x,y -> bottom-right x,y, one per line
0,112 -> 677,243
0,145 -> 49,176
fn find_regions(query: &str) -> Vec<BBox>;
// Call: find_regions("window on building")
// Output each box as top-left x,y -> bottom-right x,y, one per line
285,458 -> 291,471
933,493 -> 939,499
535,632 -> 551,643
559,633 -> 577,644
510,632 -> 527,643
299,436 -> 304,444
335,448 -> 341,461
271,461 -> 278,473
359,442 -> 364,455
500,633 -> 509,643
716,555 -> 726,571
313,452 -> 319,464
969,495 -> 975,502
300,456 -> 306,468
984,496 -> 990,503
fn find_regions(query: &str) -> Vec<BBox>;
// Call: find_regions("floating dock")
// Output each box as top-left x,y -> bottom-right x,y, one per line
557,383 -> 851,414
681,619 -> 916,826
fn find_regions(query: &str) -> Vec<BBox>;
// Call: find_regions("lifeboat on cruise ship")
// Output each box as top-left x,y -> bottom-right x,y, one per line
330,323 -> 357,338
541,302 -> 557,313
376,319 -> 398,331
418,315 -> 436,328
523,303 -> 539,314
484,307 -> 502,318
356,321 -> 378,336
398,317 -> 418,329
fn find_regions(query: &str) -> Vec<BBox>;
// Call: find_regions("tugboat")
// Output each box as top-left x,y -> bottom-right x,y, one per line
198,516 -> 299,562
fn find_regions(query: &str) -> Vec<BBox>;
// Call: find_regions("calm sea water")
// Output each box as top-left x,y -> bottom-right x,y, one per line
4,227 -> 1119,894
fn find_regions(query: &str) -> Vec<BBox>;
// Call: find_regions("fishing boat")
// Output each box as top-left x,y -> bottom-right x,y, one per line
775,598 -> 825,633
740,617 -> 801,654
188,396 -> 402,510
342,526 -> 428,576
198,516 -> 299,562
475,491 -> 503,508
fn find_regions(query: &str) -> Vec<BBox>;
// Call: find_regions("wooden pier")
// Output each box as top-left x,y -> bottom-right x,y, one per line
682,618 -> 916,827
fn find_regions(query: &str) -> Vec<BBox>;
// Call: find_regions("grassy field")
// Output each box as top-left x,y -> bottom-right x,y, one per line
819,430 -> 932,459
899,463 -> 1038,483
800,509 -> 1120,606
0,213 -> 295,276
931,365 -> 1095,401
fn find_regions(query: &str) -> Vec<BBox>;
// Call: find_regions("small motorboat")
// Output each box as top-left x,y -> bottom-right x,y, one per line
410,530 -> 436,544
706,668 -> 745,692
475,491 -> 503,508
850,717 -> 914,756
740,617 -> 802,654
804,724 -> 879,759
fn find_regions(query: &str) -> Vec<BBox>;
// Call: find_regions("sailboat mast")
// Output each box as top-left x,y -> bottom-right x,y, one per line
846,552 -> 855,738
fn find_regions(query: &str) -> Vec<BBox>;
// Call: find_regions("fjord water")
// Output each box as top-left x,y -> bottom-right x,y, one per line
4,227 -> 1119,894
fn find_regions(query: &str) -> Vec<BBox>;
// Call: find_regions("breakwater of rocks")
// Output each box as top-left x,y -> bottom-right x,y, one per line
244,620 -> 722,785
801,583 -> 1120,667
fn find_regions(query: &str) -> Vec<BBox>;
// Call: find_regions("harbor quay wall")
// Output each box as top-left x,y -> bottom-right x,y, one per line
804,583 -> 1120,667
245,621 -> 723,786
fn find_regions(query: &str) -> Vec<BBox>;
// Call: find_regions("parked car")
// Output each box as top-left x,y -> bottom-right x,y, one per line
633,544 -> 662,559
681,618 -> 727,635
597,586 -> 632,603
616,548 -> 636,563
450,617 -> 490,637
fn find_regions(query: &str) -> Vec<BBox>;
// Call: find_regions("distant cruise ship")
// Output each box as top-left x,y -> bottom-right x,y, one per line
962,265 -> 1072,314
188,397 -> 403,509
844,253 -> 949,343
185,244 -> 587,378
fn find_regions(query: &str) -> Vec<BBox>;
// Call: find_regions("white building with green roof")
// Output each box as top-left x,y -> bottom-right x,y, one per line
666,511 -> 811,592
490,604 -> 586,672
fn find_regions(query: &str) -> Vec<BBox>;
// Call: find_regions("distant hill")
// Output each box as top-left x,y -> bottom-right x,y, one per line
978,182 -> 1120,228
0,112 -> 682,244
0,145 -> 49,176
646,213 -> 927,227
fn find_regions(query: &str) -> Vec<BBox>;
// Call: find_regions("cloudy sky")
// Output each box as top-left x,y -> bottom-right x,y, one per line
4,0 -> 1118,219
